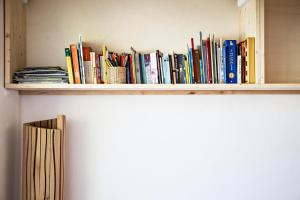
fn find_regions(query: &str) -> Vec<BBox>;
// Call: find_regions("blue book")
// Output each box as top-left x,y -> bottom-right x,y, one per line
188,49 -> 194,84
125,54 -> 130,84
224,40 -> 237,84
144,54 -> 151,84
162,55 -> 171,84
222,46 -> 227,84
200,59 -> 205,84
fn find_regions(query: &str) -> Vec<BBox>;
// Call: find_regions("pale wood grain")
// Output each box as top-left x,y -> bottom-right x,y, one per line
4,0 -> 26,84
40,128 -> 47,200
30,127 -> 37,200
35,128 -> 41,199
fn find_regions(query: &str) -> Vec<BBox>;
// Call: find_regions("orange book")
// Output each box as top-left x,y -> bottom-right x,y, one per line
70,44 -> 81,84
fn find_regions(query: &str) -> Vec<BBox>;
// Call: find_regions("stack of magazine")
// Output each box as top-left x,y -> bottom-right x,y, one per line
13,67 -> 69,84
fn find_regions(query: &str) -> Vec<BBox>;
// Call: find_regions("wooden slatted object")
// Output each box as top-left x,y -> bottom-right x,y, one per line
22,115 -> 66,200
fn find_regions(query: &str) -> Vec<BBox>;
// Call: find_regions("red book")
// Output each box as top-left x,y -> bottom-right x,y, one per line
206,38 -> 212,84
129,55 -> 135,84
95,54 -> 101,84
70,44 -> 81,84
191,38 -> 198,83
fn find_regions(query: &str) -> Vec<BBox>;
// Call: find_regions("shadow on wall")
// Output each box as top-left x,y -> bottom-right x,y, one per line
0,124 -> 20,200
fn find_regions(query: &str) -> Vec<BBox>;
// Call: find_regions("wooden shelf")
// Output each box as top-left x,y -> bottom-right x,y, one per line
5,84 -> 300,95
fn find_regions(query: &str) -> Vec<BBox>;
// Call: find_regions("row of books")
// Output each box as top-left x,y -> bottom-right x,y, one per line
65,33 -> 255,84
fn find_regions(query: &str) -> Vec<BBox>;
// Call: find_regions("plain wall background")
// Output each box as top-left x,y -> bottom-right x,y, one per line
0,0 -> 299,199
0,0 -> 20,199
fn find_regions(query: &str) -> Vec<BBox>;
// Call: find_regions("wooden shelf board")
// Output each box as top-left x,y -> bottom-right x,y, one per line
5,83 -> 300,95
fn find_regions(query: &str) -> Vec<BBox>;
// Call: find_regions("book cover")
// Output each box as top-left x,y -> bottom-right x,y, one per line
102,46 -> 109,84
150,52 -> 159,84
64,48 -> 74,84
82,47 -> 92,84
169,54 -> 176,84
90,51 -> 96,84
177,54 -> 186,84
240,42 -> 246,83
202,43 -> 208,84
129,54 -> 135,84
225,40 -> 237,84
135,53 -> 141,84
173,53 -> 180,83
144,54 -> 151,84
247,37 -> 255,84
70,44 -> 81,84
187,49 -> 194,84
221,43 -> 227,84
95,54 -> 101,84
185,54 -> 190,84
162,55 -> 171,84
140,54 -> 147,84
206,38 -> 212,83
191,38 -> 200,83
78,35 -> 85,84
237,45 -> 242,84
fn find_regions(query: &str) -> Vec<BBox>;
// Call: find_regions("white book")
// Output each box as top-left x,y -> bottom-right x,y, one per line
150,53 -> 158,84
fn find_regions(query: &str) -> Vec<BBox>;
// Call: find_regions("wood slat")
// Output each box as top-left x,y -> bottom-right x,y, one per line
49,129 -> 55,200
26,126 -> 31,200
30,127 -> 37,200
57,115 -> 65,200
23,125 -> 29,200
35,128 -> 41,199
45,129 -> 51,199
40,128 -> 47,199
54,130 -> 61,200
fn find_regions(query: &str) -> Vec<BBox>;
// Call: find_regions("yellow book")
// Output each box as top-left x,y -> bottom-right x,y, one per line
102,46 -> 108,84
65,48 -> 74,84
247,37 -> 255,84
185,54 -> 190,84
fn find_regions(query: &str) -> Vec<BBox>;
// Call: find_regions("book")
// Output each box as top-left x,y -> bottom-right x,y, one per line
169,54 -> 176,84
150,52 -> 159,84
135,53 -> 141,84
177,54 -> 186,84
221,42 -> 227,84
247,37 -> 255,84
237,45 -> 242,84
144,54 -> 151,83
191,38 -> 200,83
102,46 -> 109,84
95,54 -> 101,84
70,44 -> 81,84
162,55 -> 171,84
140,54 -> 147,84
64,48 -> 74,84
206,38 -> 212,84
82,47 -> 92,84
90,51 -> 97,84
184,54 -> 190,84
225,40 -> 237,84
78,35 -> 85,84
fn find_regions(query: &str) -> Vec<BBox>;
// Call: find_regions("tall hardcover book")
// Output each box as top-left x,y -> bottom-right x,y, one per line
221,43 -> 227,84
90,51 -> 96,84
191,38 -> 200,83
135,53 -> 141,84
169,54 -> 176,84
82,47 -> 92,84
177,54 -> 186,84
144,54 -> 151,84
102,46 -> 109,84
95,54 -> 101,84
78,35 -> 85,84
162,55 -> 171,84
140,54 -> 147,84
206,38 -> 212,83
64,48 -> 74,84
247,37 -> 255,84
70,44 -> 81,84
225,40 -> 237,84
150,52 -> 159,84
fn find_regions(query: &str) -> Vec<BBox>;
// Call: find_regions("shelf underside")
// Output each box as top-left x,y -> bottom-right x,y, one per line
5,84 -> 300,95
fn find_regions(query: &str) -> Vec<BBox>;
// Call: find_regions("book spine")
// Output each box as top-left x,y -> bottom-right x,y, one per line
90,51 -> 96,84
70,44 -> 81,84
129,54 -> 134,84
150,52 -> 159,84
65,48 -> 74,84
248,37 -> 256,84
206,39 -> 212,84
125,54 -> 130,84
82,47 -> 92,84
102,46 -> 108,84
144,54 -> 151,84
169,55 -> 176,84
78,35 -> 85,84
95,54 -> 101,84
225,40 -> 237,84
222,44 -> 227,84
135,53 -> 141,84
140,54 -> 147,84
185,55 -> 190,84
241,42 -> 246,83
237,45 -> 242,84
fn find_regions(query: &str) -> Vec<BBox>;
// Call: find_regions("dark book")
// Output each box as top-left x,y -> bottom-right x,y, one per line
206,38 -> 212,84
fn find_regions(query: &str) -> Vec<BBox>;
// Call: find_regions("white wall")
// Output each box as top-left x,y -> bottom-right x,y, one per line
14,0 -> 300,199
21,95 -> 300,200
0,0 -> 20,199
